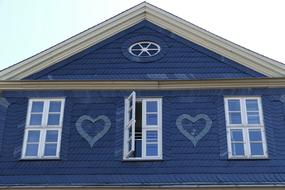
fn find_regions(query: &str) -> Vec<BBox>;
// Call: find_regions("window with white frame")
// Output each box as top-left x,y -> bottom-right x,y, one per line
224,97 -> 267,159
22,98 -> 65,159
124,92 -> 162,160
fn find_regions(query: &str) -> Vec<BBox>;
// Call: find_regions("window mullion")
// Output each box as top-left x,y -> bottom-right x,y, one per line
56,128 -> 61,158
42,100 -> 49,127
244,127 -> 250,158
157,99 -> 162,158
38,129 -> 45,158
241,98 -> 247,126
141,99 -> 147,158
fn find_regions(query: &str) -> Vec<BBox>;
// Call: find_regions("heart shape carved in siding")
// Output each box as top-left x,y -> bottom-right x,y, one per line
76,115 -> 111,148
176,114 -> 212,147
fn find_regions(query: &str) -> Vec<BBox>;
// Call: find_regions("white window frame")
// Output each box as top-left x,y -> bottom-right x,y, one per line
224,97 -> 268,159
21,98 -> 65,159
123,93 -> 162,160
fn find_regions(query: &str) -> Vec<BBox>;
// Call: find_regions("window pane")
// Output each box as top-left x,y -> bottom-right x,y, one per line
129,98 -> 133,108
128,126 -> 132,138
146,131 -> 158,143
146,114 -> 158,125
247,112 -> 260,124
31,101 -> 44,112
25,144 -> 38,156
140,42 -> 149,48
228,100 -> 240,111
231,143 -> 245,156
128,109 -> 132,122
229,112 -> 242,124
246,99 -> 259,111
230,129 -> 243,141
146,144 -> 158,156
128,140 -> 132,152
141,52 -> 149,57
44,144 -> 57,156
48,114 -> 60,125
49,101 -> 61,112
249,130 -> 262,141
146,101 -> 157,112
46,130 -> 58,142
27,131 -> 40,143
250,143 -> 264,155
30,114 -> 42,125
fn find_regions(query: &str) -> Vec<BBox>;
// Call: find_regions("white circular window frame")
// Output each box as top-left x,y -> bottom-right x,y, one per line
128,41 -> 161,57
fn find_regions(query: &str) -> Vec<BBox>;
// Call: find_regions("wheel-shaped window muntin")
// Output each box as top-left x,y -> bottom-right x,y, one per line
129,41 -> 160,57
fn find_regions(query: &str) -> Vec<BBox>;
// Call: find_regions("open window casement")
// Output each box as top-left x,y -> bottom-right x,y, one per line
124,92 -> 162,160
125,91 -> 136,157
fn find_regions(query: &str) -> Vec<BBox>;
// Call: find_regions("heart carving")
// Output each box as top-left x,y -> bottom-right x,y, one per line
76,115 -> 111,148
176,114 -> 212,147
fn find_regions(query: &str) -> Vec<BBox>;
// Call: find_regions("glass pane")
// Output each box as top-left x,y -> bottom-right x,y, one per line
49,101 -> 61,112
230,129 -> 243,141
31,101 -> 44,112
129,97 -> 133,108
131,50 -> 141,56
146,114 -> 158,125
128,126 -> 132,138
249,130 -> 262,141
146,101 -> 157,112
129,109 -> 133,121
46,130 -> 58,142
146,144 -> 158,156
246,99 -> 259,111
128,140 -> 132,152
148,50 -> 159,55
228,100 -> 240,111
231,143 -> 245,156
141,52 -> 149,57
229,112 -> 242,124
146,131 -> 158,143
250,143 -> 264,155
44,144 -> 57,156
149,44 -> 157,49
48,114 -> 60,125
25,144 -> 38,156
132,44 -> 140,49
140,42 -> 149,48
27,131 -> 40,143
30,114 -> 42,125
247,112 -> 260,124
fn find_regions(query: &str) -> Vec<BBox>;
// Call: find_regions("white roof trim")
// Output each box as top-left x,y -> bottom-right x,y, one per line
1,2 -> 285,80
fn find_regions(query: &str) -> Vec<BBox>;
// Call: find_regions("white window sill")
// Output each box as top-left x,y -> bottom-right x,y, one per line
228,156 -> 269,160
21,157 -> 60,160
122,157 -> 163,161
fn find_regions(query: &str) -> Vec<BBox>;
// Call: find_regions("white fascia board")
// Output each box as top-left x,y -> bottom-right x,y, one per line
0,2 -> 284,80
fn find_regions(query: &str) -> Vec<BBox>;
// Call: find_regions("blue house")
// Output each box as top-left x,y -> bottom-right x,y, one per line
1,2 -> 285,189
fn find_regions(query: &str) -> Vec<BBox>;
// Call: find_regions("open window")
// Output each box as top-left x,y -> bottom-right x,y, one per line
125,91 -> 136,157
124,92 -> 162,160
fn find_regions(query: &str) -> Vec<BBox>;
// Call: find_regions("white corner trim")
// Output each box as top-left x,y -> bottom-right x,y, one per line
0,2 -> 285,80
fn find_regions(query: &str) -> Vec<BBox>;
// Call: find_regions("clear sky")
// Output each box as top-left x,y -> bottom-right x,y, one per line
1,0 -> 285,71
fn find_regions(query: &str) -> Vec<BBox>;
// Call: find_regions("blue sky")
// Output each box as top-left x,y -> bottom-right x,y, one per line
1,0 -> 285,71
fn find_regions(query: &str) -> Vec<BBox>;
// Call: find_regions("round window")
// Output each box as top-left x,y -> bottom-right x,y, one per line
128,41 -> 160,57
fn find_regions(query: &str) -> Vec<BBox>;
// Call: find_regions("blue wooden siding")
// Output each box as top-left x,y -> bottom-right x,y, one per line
25,21 -> 265,80
0,88 -> 285,186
